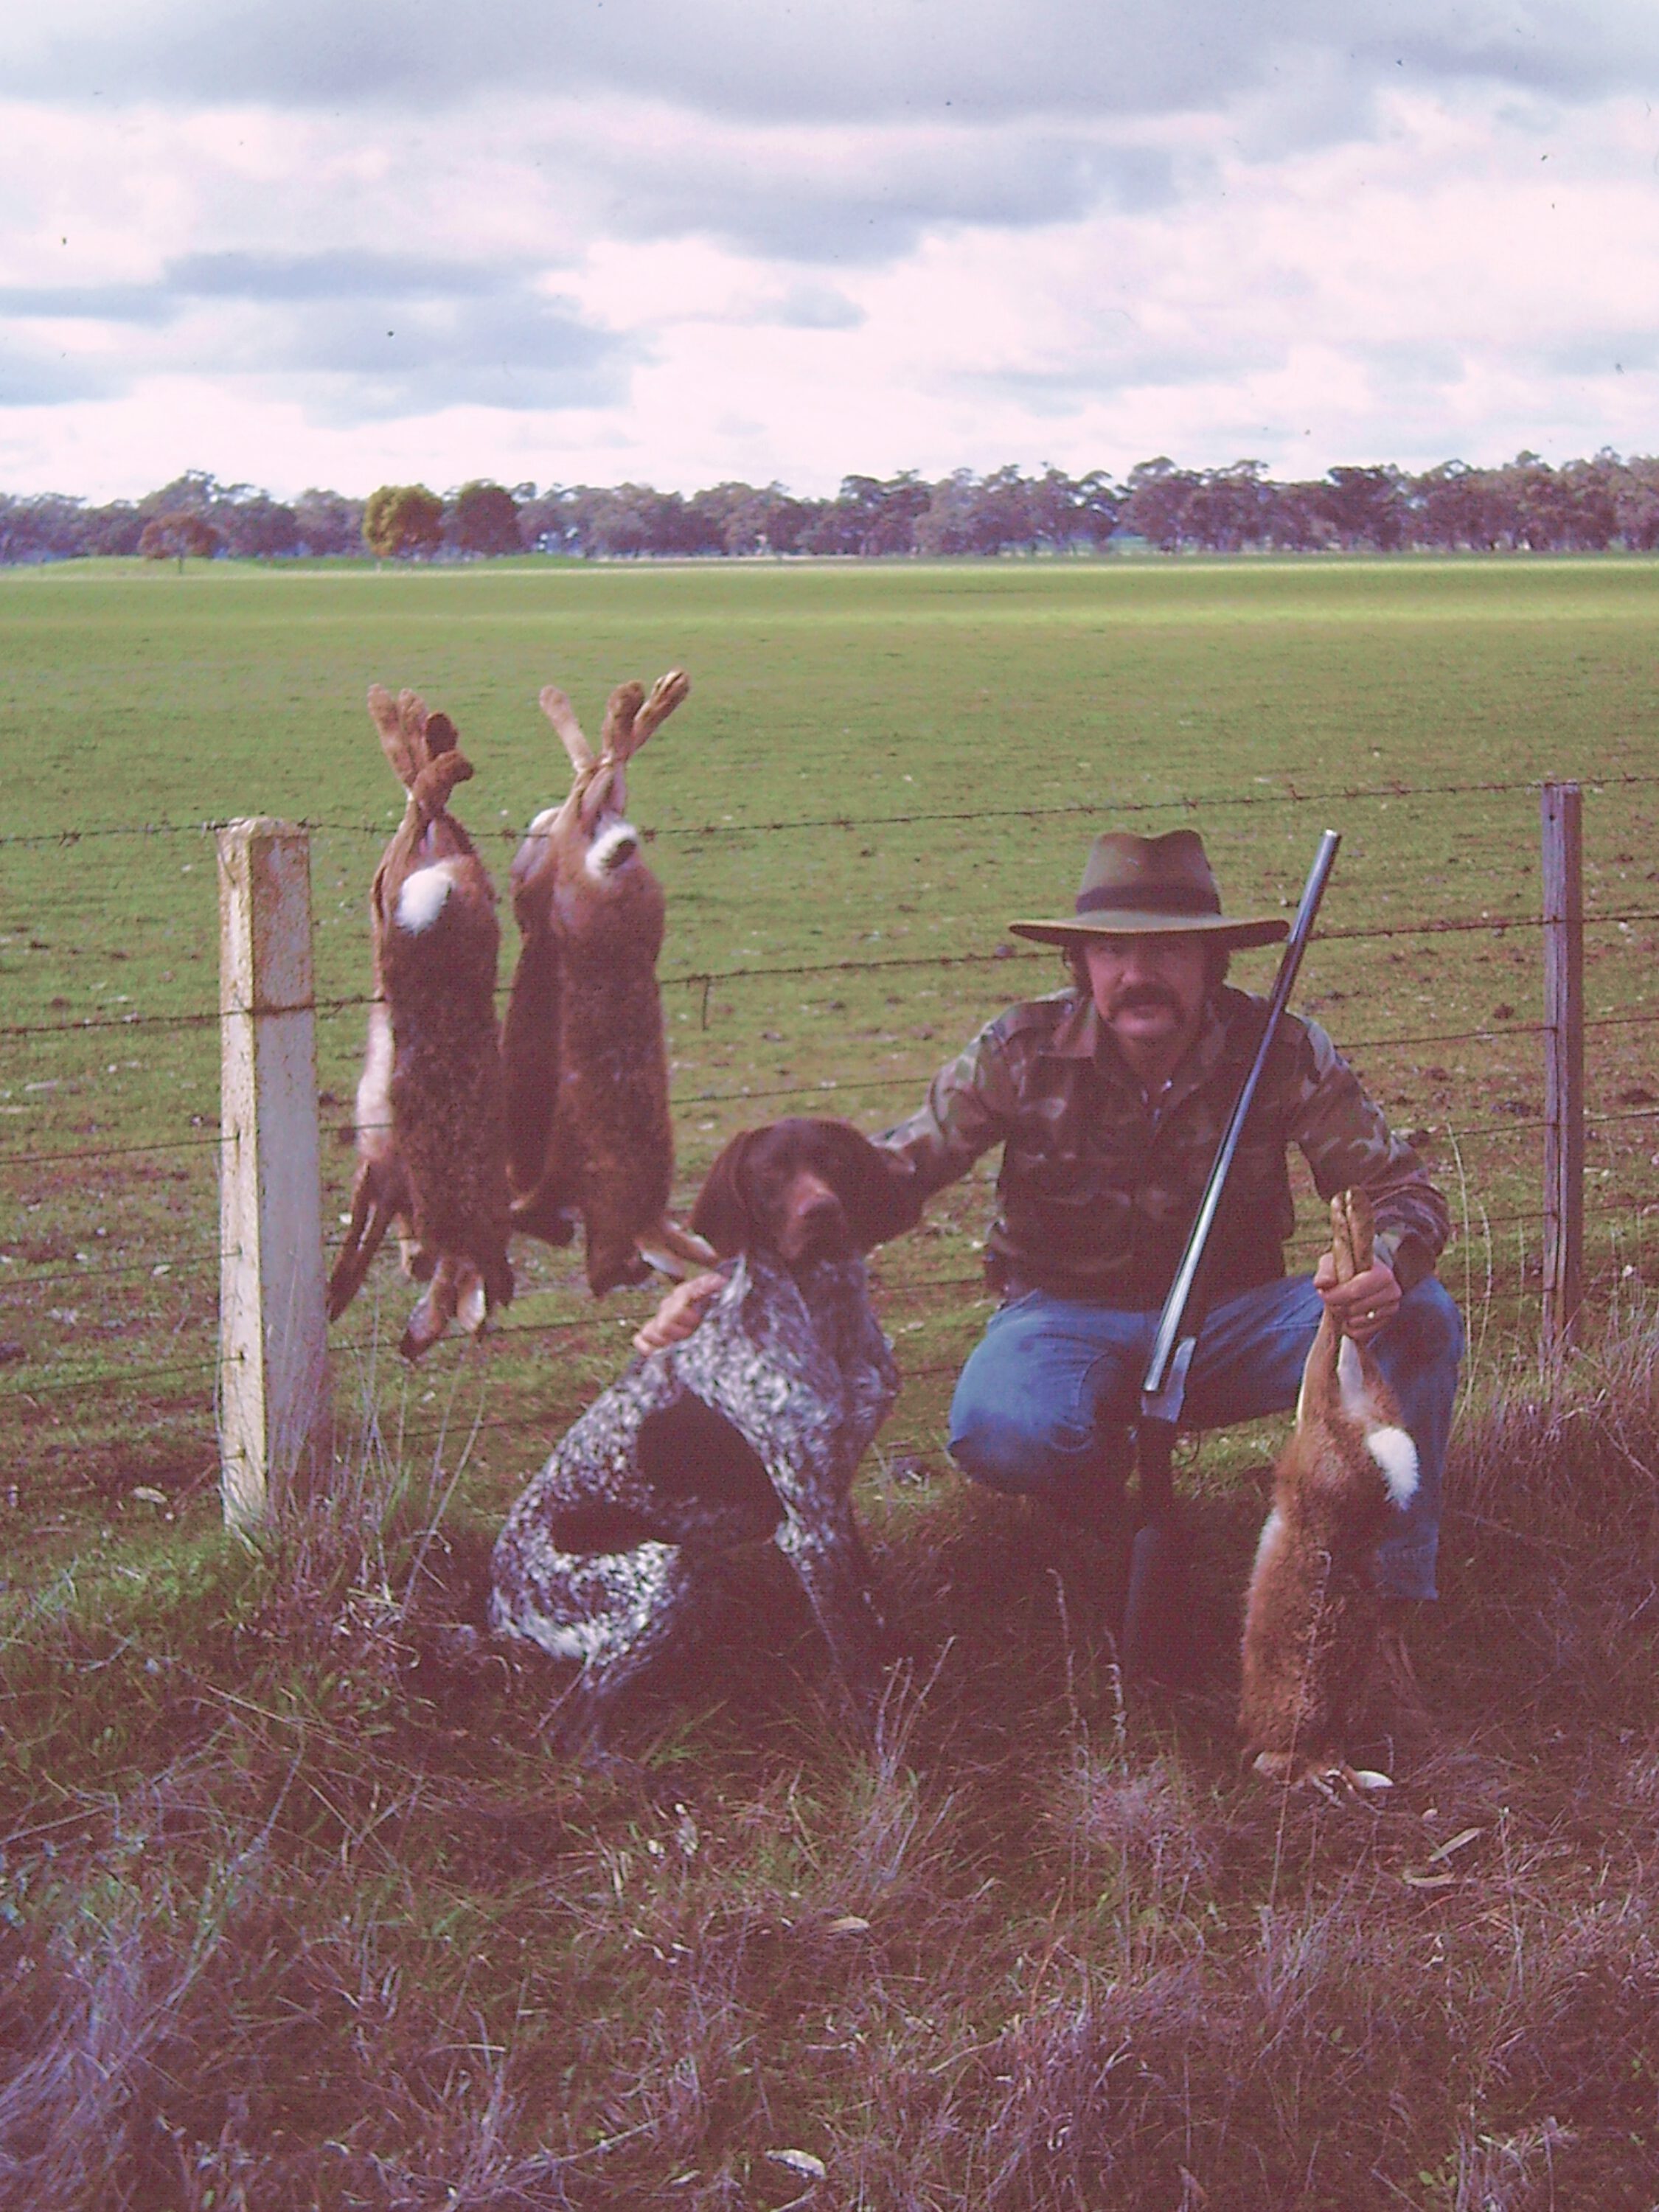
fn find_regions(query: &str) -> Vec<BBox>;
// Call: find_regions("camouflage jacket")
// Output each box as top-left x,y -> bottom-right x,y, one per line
876,986 -> 1449,1307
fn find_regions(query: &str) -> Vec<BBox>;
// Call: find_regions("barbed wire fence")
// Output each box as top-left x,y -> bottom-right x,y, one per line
3,771 -> 1655,1526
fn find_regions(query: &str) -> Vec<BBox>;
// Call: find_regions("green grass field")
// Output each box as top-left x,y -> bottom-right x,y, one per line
4,555 -> 1659,2206
4,554 -> 1657,1521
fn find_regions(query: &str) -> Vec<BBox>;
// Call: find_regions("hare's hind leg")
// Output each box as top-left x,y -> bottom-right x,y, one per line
453,1241 -> 514,1337
327,1156 -> 400,1321
509,1178 -> 579,1248
636,1217 -> 718,1279
585,1228 -> 655,1297
401,1256 -> 464,1360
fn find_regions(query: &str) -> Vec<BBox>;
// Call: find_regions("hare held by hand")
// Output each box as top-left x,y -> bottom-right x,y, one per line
504,669 -> 712,1295
328,686 -> 513,1359
1239,1188 -> 1419,1793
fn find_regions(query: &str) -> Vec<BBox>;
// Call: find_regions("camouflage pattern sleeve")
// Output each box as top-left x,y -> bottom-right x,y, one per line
1287,1017 -> 1451,1291
872,1013 -> 1026,1219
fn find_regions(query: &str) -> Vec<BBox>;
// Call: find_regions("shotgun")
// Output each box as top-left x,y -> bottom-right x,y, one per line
1119,828 -> 1343,1680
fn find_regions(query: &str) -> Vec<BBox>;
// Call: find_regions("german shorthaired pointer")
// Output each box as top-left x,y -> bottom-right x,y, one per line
489,1119 -> 905,1745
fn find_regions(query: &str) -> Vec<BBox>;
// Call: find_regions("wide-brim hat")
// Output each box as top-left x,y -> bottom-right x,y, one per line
1008,830 -> 1290,953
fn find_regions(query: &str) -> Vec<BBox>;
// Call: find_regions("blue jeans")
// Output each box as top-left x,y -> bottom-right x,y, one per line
947,1275 -> 1464,1601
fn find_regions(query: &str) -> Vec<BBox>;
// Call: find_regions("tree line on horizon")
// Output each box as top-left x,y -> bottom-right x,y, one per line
5,452 -> 1659,566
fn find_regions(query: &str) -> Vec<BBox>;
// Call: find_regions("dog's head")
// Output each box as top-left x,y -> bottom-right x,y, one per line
689,1118 -> 905,1266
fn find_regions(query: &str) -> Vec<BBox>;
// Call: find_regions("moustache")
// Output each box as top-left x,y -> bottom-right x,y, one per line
1108,985 -> 1183,1018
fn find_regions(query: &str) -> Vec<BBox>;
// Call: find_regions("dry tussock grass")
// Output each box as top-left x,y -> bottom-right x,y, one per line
5,1322 -> 1659,2207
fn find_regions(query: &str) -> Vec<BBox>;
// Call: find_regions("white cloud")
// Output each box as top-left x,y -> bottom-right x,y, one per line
1,5 -> 1658,498
7,0 -> 1657,123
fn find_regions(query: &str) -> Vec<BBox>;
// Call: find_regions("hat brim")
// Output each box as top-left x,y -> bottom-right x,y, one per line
1006,910 -> 1290,952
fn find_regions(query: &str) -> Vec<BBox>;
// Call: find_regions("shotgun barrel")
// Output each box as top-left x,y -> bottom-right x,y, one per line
1120,828 -> 1343,1680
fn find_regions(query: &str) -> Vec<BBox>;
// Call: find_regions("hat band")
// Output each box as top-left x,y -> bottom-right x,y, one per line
1075,883 -> 1220,919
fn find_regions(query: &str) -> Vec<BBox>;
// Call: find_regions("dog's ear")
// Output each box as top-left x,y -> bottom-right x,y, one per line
689,1129 -> 758,1256
821,1121 -> 920,1250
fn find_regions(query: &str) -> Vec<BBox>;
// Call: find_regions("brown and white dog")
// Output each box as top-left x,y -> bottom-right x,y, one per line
489,1119 -> 905,1747
1239,1189 -> 1419,1790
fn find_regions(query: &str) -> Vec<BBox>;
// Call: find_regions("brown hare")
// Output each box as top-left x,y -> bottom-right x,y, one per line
1239,1188 -> 1419,1792
502,670 -> 712,1295
327,687 -> 513,1360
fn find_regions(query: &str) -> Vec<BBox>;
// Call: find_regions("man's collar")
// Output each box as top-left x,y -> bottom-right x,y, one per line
1048,992 -> 1102,1060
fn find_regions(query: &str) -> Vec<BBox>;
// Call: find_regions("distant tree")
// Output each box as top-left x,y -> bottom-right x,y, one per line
138,509 -> 222,568
214,488 -> 300,559
1122,458 -> 1200,551
363,484 -> 443,561
722,481 -> 810,555
1411,461 -> 1499,551
831,472 -> 929,556
1320,465 -> 1408,551
1183,462 -> 1271,552
292,487 -> 365,557
1067,470 -> 1121,549
971,465 -> 1041,554
798,498 -> 860,555
522,489 -> 580,553
914,470 -> 981,557
1262,481 -> 1333,552
679,484 -> 740,555
576,484 -> 692,558
1498,454 -> 1615,552
0,493 -> 90,564
1606,453 -> 1659,551
139,469 -> 220,522
448,479 -> 522,557
678,480 -> 806,555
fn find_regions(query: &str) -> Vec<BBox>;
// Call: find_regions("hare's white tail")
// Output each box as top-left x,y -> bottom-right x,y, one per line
327,689 -> 512,1356
1239,1186 -> 1414,1784
504,669 -> 694,1295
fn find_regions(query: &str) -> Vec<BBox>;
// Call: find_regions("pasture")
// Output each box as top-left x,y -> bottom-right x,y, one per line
4,554 -> 1659,2206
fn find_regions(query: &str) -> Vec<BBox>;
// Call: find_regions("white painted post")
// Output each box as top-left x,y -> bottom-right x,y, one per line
217,819 -> 332,1531
1540,782 -> 1585,1364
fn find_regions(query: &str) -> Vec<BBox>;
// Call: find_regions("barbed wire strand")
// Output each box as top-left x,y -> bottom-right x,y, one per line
8,902 -> 1659,1048
8,765 -> 1659,851
8,1003 -> 1659,1166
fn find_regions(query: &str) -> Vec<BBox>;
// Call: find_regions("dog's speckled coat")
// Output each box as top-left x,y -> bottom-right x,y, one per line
490,1248 -> 899,1736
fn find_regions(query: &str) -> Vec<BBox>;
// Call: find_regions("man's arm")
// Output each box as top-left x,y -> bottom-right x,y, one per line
872,1016 -> 1022,1213
636,1016 -> 1022,1349
1288,1017 -> 1451,1332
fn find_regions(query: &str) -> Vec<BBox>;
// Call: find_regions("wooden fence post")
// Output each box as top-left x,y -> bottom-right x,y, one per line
217,818 -> 332,1531
1540,781 -> 1585,1363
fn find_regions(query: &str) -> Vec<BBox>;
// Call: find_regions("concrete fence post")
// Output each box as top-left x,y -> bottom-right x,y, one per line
1540,781 -> 1585,1364
216,818 -> 331,1531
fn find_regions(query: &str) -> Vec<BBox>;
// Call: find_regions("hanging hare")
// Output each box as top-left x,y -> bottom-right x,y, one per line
327,686 -> 513,1358
502,670 -> 712,1295
1239,1187 -> 1420,1790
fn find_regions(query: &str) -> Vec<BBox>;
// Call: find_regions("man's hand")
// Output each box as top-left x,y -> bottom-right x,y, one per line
633,1271 -> 725,1354
1314,1252 -> 1400,1347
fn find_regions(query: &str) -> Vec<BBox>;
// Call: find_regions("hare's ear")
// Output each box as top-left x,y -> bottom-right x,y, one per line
689,1130 -> 757,1258
619,668 -> 689,760
600,680 -> 646,758
411,748 -> 475,822
1329,1188 -> 1374,1284
539,684 -> 596,776
368,684 -> 425,790
423,709 -> 459,759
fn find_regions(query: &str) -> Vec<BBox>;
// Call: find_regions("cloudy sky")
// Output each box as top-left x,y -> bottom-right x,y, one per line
2,1 -> 1658,499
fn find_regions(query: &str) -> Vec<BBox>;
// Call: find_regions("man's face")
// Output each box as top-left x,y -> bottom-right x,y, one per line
1082,933 -> 1209,1061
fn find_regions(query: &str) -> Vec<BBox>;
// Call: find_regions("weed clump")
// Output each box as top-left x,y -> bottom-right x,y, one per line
4,1326 -> 1659,2205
